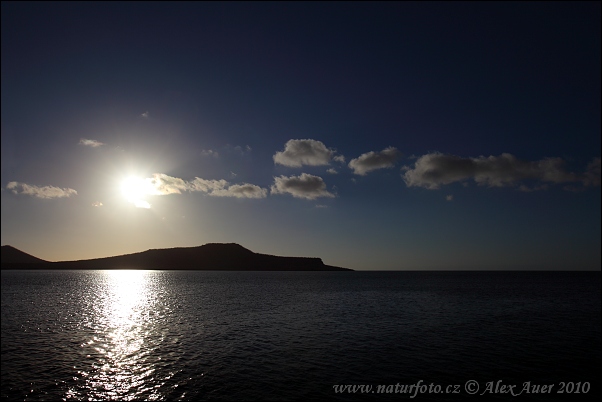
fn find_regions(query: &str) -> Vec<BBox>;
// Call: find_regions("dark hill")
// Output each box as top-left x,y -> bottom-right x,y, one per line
1,243 -> 352,271
1,245 -> 49,264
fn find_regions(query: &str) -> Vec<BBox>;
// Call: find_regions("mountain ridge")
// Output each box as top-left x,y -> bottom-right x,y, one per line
1,243 -> 352,271
0,245 -> 49,264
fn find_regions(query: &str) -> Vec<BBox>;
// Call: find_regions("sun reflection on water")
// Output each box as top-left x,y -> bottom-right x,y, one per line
66,270 -> 165,401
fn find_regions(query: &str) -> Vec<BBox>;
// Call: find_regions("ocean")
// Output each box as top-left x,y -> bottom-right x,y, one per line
1,270 -> 600,401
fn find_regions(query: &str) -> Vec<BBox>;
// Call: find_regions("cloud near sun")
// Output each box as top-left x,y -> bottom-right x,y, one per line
4,138 -> 600,206
6,182 -> 77,199
122,172 -> 337,207
146,174 -> 268,198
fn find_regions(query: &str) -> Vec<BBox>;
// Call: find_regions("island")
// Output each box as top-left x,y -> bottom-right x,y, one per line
0,243 -> 352,271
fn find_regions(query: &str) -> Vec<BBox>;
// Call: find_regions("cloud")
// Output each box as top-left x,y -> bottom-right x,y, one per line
133,200 -> 151,209
271,173 -> 335,200
131,174 -> 267,200
141,111 -> 149,118
273,139 -> 334,167
92,201 -> 103,207
201,149 -> 219,158
327,168 -> 338,174
402,152 -> 584,189
333,155 -> 346,164
583,157 -> 601,187
148,174 -> 192,195
79,138 -> 104,147
189,178 -> 229,193
446,195 -> 453,201
212,183 -> 268,199
348,147 -> 401,175
6,182 -> 77,199
226,144 -> 252,155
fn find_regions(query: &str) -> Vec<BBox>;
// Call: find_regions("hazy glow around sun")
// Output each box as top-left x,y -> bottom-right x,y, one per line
120,176 -> 156,208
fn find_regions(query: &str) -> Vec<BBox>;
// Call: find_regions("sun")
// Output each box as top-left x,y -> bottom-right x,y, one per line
120,176 -> 155,208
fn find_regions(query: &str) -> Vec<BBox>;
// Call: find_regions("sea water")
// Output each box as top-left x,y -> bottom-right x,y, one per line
1,270 -> 600,401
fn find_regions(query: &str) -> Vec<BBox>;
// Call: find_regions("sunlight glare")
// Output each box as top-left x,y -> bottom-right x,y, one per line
120,176 -> 155,209
67,270 -> 159,400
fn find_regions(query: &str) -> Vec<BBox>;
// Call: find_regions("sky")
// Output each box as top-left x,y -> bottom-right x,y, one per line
1,2 -> 600,270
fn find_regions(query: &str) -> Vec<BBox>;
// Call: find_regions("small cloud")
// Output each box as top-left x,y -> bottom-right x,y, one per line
230,171 -> 238,178
583,157 -> 601,186
149,174 -> 192,195
201,149 -> 219,158
141,111 -> 149,118
271,173 -> 335,200
79,138 -> 104,148
315,204 -> 328,208
92,201 -> 103,207
333,155 -> 346,164
133,200 -> 151,208
445,195 -> 453,201
273,139 -> 334,167
223,144 -> 253,156
327,168 -> 338,174
6,182 -> 77,199
348,147 -> 401,175
402,152 -> 583,190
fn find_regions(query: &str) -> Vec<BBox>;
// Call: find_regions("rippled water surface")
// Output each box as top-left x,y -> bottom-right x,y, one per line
1,270 -> 600,400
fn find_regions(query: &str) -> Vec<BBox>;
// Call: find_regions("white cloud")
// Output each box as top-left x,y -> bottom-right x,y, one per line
327,168 -> 338,174
149,174 -> 193,194
92,201 -> 103,207
348,146 -> 401,175
78,138 -> 104,147
6,182 -> 77,199
273,139 -> 334,167
141,111 -> 149,118
271,173 -> 335,200
333,155 -> 346,164
402,152 -> 582,189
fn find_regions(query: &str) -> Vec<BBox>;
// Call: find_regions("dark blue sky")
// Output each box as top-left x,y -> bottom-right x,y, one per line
1,2 -> 600,269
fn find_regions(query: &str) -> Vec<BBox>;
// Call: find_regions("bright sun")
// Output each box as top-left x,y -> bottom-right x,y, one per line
120,176 -> 155,208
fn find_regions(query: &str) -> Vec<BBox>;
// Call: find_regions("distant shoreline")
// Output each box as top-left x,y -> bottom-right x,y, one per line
0,263 -> 352,271
0,243 -> 353,271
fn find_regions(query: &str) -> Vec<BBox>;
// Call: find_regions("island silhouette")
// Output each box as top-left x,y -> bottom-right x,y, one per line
0,243 -> 352,271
